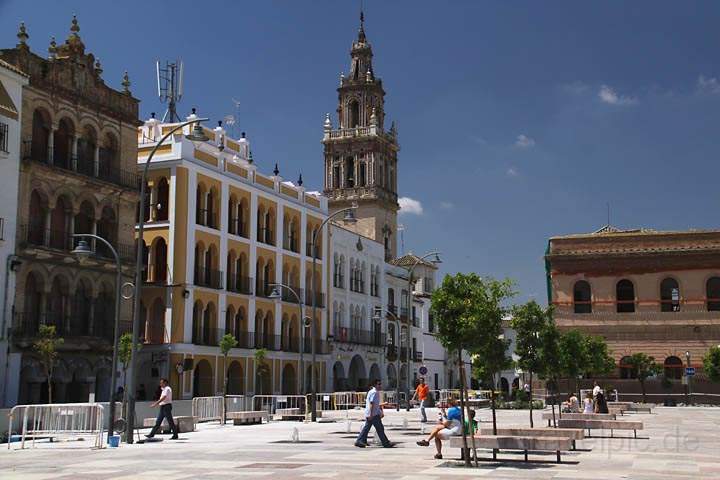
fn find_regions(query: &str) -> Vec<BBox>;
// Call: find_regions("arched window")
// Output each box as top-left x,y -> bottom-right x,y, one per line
99,133 -> 119,180
660,278 -> 680,312
707,277 -> 720,311
345,156 -> 355,187
77,125 -> 97,176
156,177 -> 169,221
54,118 -> 74,170
573,280 -> 592,314
664,356 -> 683,380
616,279 -> 635,313
30,109 -> 51,162
96,206 -> 117,258
349,100 -> 360,128
28,190 -> 48,245
49,196 -> 71,250
619,356 -> 635,379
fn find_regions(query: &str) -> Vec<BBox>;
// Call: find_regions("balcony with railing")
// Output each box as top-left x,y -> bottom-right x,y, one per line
306,242 -> 322,260
227,275 -> 253,295
412,350 -> 423,362
229,217 -> 248,238
18,223 -> 136,262
387,304 -> 398,318
332,325 -> 385,346
283,236 -> 299,254
194,268 -> 224,290
281,287 -> 303,304
257,227 -> 275,246
304,290 -> 325,308
386,345 -> 398,360
192,326 -> 219,347
195,208 -> 218,230
399,307 -> 410,322
11,311 -> 117,342
22,140 -> 140,190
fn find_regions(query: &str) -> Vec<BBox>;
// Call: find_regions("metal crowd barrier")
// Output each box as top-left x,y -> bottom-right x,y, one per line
7,403 -> 105,449
252,395 -> 306,417
191,396 -> 224,423
225,394 -> 251,413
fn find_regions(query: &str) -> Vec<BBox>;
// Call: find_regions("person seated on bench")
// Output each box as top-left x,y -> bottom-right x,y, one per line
563,393 -> 580,413
583,392 -> 594,414
416,399 -> 462,459
463,409 -> 478,435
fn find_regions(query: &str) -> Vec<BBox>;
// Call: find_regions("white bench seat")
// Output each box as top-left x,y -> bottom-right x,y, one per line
449,434 -> 572,463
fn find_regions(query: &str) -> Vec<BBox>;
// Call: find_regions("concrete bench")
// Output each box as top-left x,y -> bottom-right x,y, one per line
227,411 -> 268,425
557,419 -> 643,438
479,427 -> 584,450
627,404 -> 653,413
449,434 -> 572,463
542,412 -> 615,426
274,407 -> 304,421
143,415 -> 196,433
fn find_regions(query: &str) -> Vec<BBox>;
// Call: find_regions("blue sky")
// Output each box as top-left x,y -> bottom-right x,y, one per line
2,1 -> 720,304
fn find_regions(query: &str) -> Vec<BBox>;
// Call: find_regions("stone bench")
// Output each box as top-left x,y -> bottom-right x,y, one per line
143,415 -> 196,433
627,404 -> 653,413
557,419 -> 643,438
275,408 -> 304,421
542,412 -> 615,426
227,411 -> 268,425
479,427 -> 584,450
449,434 -> 572,463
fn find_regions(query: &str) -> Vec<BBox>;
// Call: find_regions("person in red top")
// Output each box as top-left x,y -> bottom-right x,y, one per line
412,377 -> 430,422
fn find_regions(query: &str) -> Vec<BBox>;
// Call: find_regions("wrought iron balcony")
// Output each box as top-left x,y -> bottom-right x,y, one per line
18,223 -> 135,263
332,325 -> 385,346
194,268 -> 224,290
227,275 -> 253,295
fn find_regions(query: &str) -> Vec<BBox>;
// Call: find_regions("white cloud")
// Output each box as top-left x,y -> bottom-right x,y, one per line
506,167 -> 518,177
698,75 -> 720,94
514,134 -> 535,149
598,85 -> 637,105
398,196 -> 423,215
439,201 -> 454,210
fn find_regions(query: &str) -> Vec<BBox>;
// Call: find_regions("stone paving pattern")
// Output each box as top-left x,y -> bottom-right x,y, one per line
1,406 -> 719,479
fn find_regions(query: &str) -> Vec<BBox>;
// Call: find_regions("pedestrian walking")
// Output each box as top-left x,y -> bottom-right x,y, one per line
145,378 -> 178,440
411,377 -> 430,423
355,379 -> 395,448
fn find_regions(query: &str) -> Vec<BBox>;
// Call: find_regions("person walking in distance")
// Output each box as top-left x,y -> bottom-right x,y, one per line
412,377 -> 430,423
355,379 -> 395,448
146,378 -> 178,440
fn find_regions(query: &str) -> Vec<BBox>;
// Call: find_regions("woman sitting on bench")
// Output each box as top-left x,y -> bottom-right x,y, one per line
416,399 -> 463,459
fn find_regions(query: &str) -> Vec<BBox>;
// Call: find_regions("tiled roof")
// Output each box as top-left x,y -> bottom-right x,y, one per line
548,243 -> 720,257
550,226 -> 720,241
0,58 -> 28,77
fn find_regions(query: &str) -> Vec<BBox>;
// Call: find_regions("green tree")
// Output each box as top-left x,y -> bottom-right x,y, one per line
584,335 -> 616,378
254,348 -> 271,395
538,316 -> 562,426
33,324 -> 64,404
219,333 -> 238,424
558,329 -> 588,396
627,353 -> 660,403
703,346 -> 720,383
431,273 -> 515,465
118,332 -> 141,417
511,301 -> 551,427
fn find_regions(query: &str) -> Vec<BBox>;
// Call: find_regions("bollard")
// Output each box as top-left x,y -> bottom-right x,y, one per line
402,417 -> 408,429
346,420 -> 352,433
291,427 -> 300,443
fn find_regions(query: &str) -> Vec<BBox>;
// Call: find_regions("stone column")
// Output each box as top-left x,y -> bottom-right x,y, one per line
93,144 -> 100,176
71,136 -> 78,171
47,130 -> 54,165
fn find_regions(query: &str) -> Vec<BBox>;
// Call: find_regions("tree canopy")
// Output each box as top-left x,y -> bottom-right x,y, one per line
703,346 -> 720,383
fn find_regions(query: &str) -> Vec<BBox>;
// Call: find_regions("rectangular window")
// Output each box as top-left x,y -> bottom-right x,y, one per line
0,122 -> 8,153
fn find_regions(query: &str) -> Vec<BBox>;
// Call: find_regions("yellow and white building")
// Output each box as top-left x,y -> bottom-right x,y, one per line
135,110 -> 328,399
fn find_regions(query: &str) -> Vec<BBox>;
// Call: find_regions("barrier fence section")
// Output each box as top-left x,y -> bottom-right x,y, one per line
7,403 -> 105,449
225,395 -> 251,413
192,396 -> 224,423
252,395 -> 306,417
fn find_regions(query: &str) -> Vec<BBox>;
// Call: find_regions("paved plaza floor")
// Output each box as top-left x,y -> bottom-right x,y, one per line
1,406 -> 719,479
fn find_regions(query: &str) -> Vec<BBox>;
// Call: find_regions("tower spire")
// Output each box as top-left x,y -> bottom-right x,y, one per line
358,6 -> 366,43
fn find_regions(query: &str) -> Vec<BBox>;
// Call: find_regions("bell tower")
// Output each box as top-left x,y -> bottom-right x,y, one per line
322,11 -> 400,260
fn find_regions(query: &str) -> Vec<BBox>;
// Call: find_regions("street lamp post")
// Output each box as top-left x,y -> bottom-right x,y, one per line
71,235 -> 122,442
309,205 -> 357,421
404,251 -> 441,411
373,306 -> 401,411
685,350 -> 692,406
126,115 -> 209,443
268,283 -> 306,394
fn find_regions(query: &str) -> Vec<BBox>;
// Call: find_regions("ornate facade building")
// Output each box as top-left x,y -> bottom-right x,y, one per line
322,12 -> 400,261
0,18 -> 140,405
136,112 -> 329,398
546,226 -> 720,378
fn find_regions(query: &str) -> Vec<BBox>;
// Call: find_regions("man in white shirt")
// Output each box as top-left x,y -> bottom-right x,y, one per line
355,379 -> 394,448
146,378 -> 178,440
592,381 -> 601,399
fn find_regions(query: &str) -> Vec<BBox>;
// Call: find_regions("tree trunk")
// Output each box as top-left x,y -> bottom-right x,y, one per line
529,371 -> 534,428
640,379 -> 646,404
47,369 -> 53,404
550,380 -> 557,427
223,355 -> 227,425
457,350 -> 471,467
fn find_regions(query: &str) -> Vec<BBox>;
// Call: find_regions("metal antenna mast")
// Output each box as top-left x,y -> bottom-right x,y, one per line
156,59 -> 184,122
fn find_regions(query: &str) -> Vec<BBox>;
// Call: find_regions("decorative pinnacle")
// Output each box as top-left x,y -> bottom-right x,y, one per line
298,173 -> 303,187
358,9 -> 366,43
273,163 -> 280,176
248,150 -> 253,164
70,14 -> 80,35
323,113 -> 332,130
17,22 -> 29,46
48,36 -> 57,59
121,71 -> 131,94
94,58 -> 103,76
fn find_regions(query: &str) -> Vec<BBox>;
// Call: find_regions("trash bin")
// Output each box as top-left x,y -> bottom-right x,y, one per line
108,435 -> 121,447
